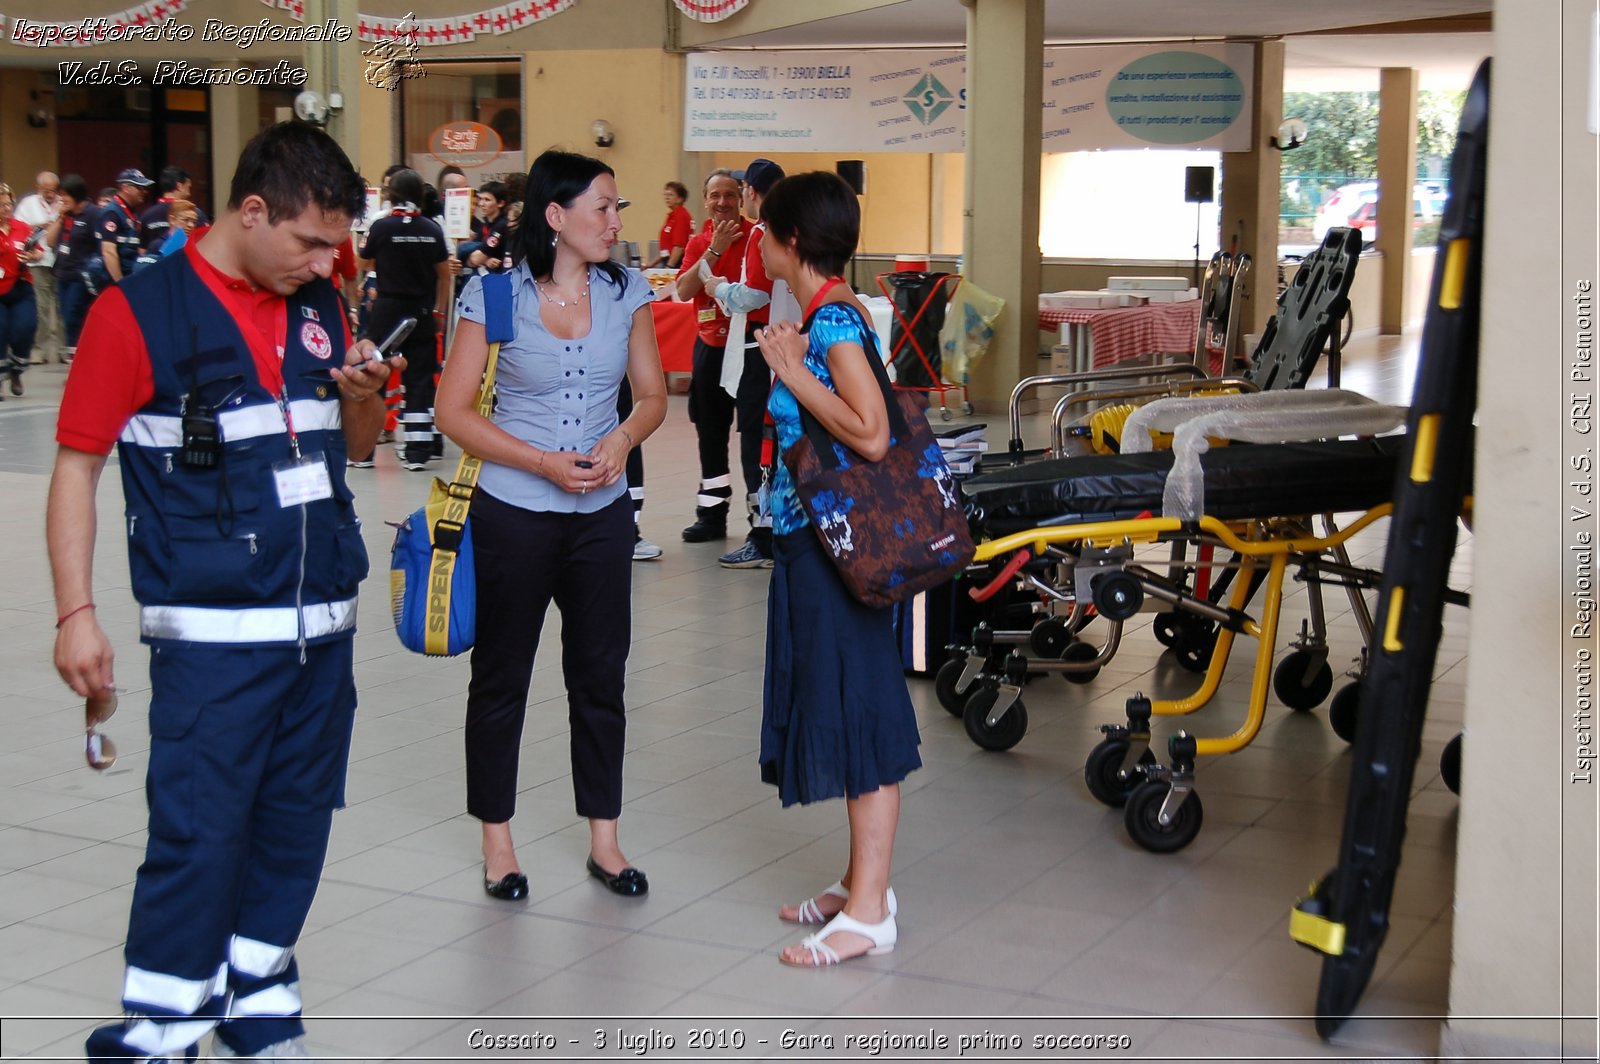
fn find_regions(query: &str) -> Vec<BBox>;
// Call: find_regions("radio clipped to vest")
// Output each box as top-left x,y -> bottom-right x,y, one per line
181,405 -> 222,468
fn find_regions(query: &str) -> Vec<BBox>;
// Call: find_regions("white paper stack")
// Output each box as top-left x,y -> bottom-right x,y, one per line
935,423 -> 988,475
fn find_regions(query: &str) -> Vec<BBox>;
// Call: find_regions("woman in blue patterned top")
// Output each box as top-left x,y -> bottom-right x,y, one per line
754,171 -> 922,967
436,151 -> 667,903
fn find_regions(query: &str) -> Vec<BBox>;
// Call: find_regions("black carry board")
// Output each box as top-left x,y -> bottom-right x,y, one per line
1248,226 -> 1363,391
1294,58 -> 1488,1038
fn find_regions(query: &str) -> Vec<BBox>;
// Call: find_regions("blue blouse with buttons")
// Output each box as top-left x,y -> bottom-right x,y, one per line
767,303 -> 882,536
457,262 -> 655,513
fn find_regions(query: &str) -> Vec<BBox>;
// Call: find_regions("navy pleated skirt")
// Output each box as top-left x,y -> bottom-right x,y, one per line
759,529 -> 922,806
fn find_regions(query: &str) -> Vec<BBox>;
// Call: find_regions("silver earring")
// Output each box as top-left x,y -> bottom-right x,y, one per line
551,232 -> 559,247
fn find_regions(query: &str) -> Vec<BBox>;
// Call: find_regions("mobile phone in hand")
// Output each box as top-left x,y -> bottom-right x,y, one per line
371,317 -> 417,361
574,460 -> 594,469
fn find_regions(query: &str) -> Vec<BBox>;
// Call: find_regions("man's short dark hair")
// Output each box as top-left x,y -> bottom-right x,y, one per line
60,174 -> 89,205
760,171 -> 859,279
158,166 -> 190,195
227,122 -> 366,225
437,164 -> 465,186
477,181 -> 508,204
703,169 -> 735,191
387,168 -> 424,207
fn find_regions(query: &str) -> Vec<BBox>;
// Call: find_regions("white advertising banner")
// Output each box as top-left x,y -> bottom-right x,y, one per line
684,42 -> 1254,154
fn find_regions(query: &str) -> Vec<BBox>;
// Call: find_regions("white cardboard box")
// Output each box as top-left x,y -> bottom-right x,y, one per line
1107,275 -> 1190,291
1102,290 -> 1150,307
1041,290 -> 1119,310
1143,287 -> 1200,303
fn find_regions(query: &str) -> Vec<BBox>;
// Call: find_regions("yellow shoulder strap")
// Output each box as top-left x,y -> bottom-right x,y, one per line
422,341 -> 500,656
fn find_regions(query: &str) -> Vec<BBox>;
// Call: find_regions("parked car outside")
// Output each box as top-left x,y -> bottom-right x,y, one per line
1313,180 -> 1448,241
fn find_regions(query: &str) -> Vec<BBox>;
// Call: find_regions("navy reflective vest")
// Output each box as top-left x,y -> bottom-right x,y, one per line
117,252 -> 368,648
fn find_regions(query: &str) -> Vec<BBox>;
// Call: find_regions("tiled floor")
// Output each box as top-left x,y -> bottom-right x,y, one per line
0,330 -> 1467,1062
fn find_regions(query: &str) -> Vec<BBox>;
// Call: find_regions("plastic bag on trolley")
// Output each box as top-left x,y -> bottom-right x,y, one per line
938,278 -> 1005,385
1154,393 -> 1408,520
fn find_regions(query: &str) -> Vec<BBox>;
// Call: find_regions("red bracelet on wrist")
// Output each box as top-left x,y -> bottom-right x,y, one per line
56,602 -> 96,628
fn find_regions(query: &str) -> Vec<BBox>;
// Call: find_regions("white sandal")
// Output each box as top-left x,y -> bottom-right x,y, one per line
786,882 -> 898,924
779,908 -> 897,967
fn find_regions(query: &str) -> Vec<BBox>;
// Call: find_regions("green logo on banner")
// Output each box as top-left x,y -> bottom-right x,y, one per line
903,73 -> 954,125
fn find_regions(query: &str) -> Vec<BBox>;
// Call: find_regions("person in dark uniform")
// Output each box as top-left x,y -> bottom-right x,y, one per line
47,121 -> 395,1063
139,165 -> 210,253
356,168 -> 451,470
457,181 -> 510,275
96,167 -> 153,285
46,175 -> 99,363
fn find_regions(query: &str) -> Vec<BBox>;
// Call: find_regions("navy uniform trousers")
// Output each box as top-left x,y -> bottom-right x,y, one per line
87,639 -> 357,1063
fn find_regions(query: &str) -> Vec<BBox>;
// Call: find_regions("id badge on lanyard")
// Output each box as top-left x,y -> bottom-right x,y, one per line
270,384 -> 332,507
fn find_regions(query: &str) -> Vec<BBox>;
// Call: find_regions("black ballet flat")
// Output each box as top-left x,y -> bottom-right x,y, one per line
484,867 -> 529,901
587,855 -> 648,897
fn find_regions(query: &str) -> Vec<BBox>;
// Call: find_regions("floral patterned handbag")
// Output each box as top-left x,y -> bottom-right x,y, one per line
782,303 -> 976,608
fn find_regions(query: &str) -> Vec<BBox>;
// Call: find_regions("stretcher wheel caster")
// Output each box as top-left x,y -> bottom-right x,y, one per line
962,687 -> 1028,751
1092,571 -> 1144,621
1273,650 -> 1334,711
1440,734 -> 1462,794
962,400 -> 975,416
1328,682 -> 1361,743
1084,738 -> 1156,807
934,657 -> 980,717
1060,639 -> 1101,684
1169,620 -> 1218,674
940,406 -> 954,421
1123,781 -> 1204,853
1152,612 -> 1181,648
1028,618 -> 1072,659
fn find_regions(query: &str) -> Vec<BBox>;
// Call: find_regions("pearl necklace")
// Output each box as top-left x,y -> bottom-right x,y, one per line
536,276 -> 589,308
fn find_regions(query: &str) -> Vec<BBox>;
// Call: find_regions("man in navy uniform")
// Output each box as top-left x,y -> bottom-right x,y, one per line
48,122 -> 398,1064
139,166 -> 210,253
97,167 -> 154,285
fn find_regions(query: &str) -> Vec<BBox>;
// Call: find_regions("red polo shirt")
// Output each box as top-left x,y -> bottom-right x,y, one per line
678,216 -> 752,347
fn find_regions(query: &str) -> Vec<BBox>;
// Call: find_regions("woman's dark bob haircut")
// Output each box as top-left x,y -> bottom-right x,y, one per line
759,171 -> 859,280
509,149 -> 627,298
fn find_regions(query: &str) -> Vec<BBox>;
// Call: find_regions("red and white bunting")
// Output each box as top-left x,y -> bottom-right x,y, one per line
247,0 -> 577,44
6,0 -> 734,49
670,0 -> 749,22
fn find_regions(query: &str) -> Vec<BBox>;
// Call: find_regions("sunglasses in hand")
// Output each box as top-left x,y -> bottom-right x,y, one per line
85,688 -> 119,772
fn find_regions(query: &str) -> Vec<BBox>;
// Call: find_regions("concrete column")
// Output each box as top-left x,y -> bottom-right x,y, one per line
961,0 -> 1043,413
1216,39 -> 1283,361
326,0 -> 363,163
208,80 -> 258,204
1442,3 -> 1598,1057
1375,67 -> 1417,334
299,0 -> 363,167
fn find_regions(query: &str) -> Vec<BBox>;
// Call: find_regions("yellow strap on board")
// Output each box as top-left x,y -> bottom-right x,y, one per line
422,341 -> 501,656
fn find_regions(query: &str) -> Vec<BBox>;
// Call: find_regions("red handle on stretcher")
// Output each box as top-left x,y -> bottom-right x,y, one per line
969,549 -> 1032,602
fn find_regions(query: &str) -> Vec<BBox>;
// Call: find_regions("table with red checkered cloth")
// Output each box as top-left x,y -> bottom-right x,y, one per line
1038,300 -> 1203,369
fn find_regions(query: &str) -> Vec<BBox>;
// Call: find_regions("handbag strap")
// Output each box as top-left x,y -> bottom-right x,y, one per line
440,271 -> 511,511
424,274 -> 511,655
794,299 -> 911,470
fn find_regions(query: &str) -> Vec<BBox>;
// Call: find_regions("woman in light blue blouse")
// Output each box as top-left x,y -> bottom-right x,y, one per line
436,151 -> 667,902
754,172 -> 922,966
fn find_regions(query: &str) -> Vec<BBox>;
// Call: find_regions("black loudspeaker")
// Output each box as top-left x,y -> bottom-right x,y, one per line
1184,165 -> 1215,203
836,159 -> 867,195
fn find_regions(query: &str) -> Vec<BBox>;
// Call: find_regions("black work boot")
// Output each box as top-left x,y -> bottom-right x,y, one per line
682,504 -> 728,542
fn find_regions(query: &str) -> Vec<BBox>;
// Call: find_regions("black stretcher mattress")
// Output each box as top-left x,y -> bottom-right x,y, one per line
961,436 -> 1408,533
